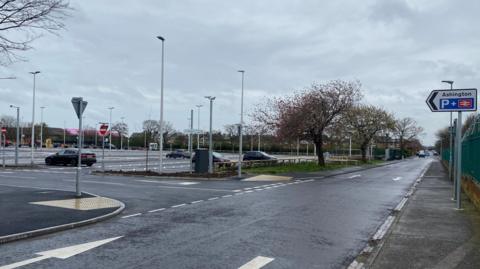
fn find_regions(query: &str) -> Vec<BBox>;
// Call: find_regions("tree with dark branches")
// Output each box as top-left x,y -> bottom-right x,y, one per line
0,0 -> 70,64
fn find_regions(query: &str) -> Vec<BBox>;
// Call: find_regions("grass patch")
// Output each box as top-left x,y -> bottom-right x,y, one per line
243,160 -> 385,175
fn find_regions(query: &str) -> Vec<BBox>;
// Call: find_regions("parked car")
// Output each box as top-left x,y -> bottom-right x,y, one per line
45,149 -> 97,166
243,151 -> 277,161
166,149 -> 190,159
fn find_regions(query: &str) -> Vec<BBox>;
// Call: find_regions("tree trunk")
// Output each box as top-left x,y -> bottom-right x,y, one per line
314,139 -> 325,166
360,143 -> 368,163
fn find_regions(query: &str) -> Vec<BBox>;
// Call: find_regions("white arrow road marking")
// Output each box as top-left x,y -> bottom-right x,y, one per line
0,236 -> 122,269
348,175 -> 361,179
238,256 -> 275,269
393,177 -> 402,181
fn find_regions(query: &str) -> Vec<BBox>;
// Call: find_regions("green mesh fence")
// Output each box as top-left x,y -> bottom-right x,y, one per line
462,115 -> 480,183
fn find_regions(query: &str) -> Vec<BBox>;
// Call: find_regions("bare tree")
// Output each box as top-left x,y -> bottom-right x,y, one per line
393,117 -> 424,157
0,115 -> 15,126
142,120 -> 175,147
254,80 -> 362,166
0,0 -> 70,64
346,105 -> 394,162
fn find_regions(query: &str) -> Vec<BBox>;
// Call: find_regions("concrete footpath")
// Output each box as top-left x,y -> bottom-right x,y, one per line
369,161 -> 480,268
0,185 -> 124,244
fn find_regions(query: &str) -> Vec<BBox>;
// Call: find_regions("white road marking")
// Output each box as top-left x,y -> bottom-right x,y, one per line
245,190 -> 254,193
233,189 -> 242,192
63,179 -> 125,186
208,197 -> 219,201
244,188 -> 253,190
392,177 -> 402,181
148,208 -> 165,213
191,200 -> 204,204
235,192 -> 244,195
348,175 -> 361,179
122,213 -> 142,219
0,236 -> 122,269
156,185 -> 235,192
171,203 -> 186,208
222,195 -> 233,198
238,256 -> 275,269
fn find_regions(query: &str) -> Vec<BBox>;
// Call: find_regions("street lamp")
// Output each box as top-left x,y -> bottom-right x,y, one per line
40,106 -> 46,150
238,70 -> 245,178
196,104 -> 203,149
107,107 -> 114,151
29,71 -> 40,165
120,116 -> 125,150
9,105 -> 20,165
442,80 -> 455,197
205,96 -> 216,173
157,35 -> 165,173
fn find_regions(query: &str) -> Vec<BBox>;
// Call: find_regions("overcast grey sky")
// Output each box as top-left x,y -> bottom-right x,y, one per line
0,0 -> 479,145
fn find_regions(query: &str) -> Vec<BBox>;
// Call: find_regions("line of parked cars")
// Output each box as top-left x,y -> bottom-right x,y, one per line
45,149 -> 97,166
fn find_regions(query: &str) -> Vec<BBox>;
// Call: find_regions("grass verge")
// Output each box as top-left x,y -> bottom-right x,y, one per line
243,160 -> 385,175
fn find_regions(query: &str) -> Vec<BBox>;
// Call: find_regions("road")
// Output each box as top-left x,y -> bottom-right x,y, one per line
0,158 -> 432,268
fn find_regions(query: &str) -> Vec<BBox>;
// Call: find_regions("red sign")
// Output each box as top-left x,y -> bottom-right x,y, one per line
1,127 -> 6,134
459,99 -> 473,108
99,124 -> 109,136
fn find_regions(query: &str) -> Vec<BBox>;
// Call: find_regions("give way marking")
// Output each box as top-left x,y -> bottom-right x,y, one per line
392,177 -> 402,181
0,236 -> 122,269
238,256 -> 274,269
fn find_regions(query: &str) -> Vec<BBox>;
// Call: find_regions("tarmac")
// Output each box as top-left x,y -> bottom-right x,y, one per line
369,160 -> 480,268
0,185 -> 124,243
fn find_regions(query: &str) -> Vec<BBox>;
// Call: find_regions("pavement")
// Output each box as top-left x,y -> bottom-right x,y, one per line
0,157 -> 432,268
0,185 -> 123,244
369,160 -> 480,269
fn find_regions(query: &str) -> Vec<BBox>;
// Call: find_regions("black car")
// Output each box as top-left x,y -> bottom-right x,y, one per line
166,150 -> 190,159
243,151 -> 277,161
45,149 -> 97,166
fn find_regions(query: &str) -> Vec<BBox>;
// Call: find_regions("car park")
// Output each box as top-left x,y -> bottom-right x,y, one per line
45,149 -> 97,166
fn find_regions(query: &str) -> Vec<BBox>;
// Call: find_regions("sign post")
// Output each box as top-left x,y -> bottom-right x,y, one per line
1,127 -> 6,168
71,97 -> 88,197
98,123 -> 108,172
426,88 -> 477,209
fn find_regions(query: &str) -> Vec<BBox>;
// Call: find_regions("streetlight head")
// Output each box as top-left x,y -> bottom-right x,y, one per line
157,36 -> 165,41
196,104 -> 203,108
30,71 -> 40,75
441,80 -> 454,85
238,70 -> 245,73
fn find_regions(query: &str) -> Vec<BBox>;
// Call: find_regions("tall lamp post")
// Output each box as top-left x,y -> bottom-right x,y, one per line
196,104 -> 203,149
442,80 -> 455,198
237,70 -> 245,178
9,105 -> 20,165
40,106 -> 46,150
29,71 -> 40,165
157,35 -> 165,173
205,96 -> 216,173
120,116 -> 125,150
107,107 -> 114,151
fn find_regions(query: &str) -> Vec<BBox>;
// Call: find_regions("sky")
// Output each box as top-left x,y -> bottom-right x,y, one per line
0,0 -> 479,145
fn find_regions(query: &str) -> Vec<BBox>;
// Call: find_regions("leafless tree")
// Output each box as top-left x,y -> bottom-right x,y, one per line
0,115 -> 15,126
254,80 -> 362,166
142,120 -> 175,147
0,0 -> 70,64
393,117 -> 424,157
346,105 -> 394,162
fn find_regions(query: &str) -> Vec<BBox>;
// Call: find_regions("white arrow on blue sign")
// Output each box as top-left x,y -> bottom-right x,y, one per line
426,88 -> 477,112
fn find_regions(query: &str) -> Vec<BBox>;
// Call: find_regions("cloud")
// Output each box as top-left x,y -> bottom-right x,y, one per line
0,0 -> 479,145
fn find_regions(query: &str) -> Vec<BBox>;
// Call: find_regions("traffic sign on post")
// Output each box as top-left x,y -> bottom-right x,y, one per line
99,124 -> 109,136
71,97 -> 88,198
1,127 -> 6,134
71,97 -> 88,119
426,88 -> 477,112
426,88 -> 477,210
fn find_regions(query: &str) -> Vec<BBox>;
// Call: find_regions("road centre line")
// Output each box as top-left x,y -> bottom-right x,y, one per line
238,256 -> 275,269
155,185 -> 236,192
208,197 -> 219,201
348,175 -> 361,179
191,200 -> 204,204
148,208 -> 165,213
171,203 -> 186,208
222,195 -> 233,198
63,179 -> 126,186
122,213 -> 142,219
392,177 -> 403,181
